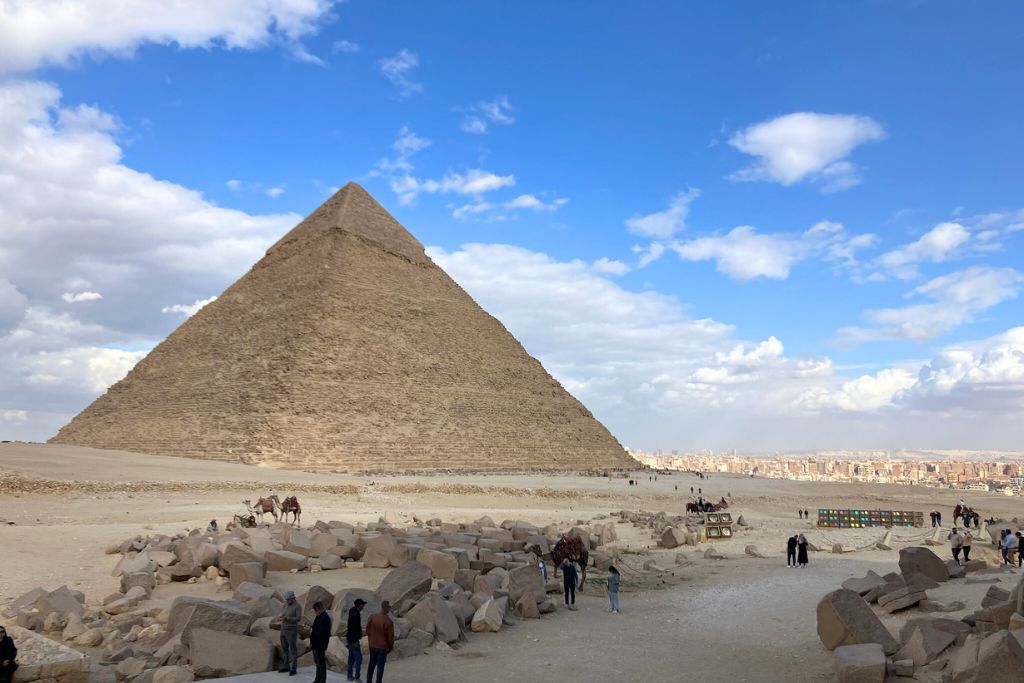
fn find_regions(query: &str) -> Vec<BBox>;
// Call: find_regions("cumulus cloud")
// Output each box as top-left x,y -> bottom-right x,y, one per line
503,194 -> 567,211
378,49 -> 423,97
834,266 -> 1024,345
591,258 -> 631,276
728,112 -> 884,191
625,189 -> 700,239
460,95 -> 515,134
0,0 -> 337,73
0,409 -> 28,422
0,81 -> 298,438
874,222 -> 971,279
61,291 -> 103,303
161,296 -> 218,317
390,169 -> 515,206
265,186 -> 285,198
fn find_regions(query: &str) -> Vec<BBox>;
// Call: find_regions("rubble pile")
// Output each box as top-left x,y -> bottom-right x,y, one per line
817,545 -> 1024,682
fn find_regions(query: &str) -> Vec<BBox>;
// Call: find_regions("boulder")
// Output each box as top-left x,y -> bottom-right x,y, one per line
981,585 -> 1011,608
471,597 -> 507,633
744,545 -> 766,559
842,571 -> 886,596
74,627 -> 105,647
284,531 -> 314,557
62,613 -> 87,641
3,588 -> 47,618
165,596 -> 252,643
507,565 -> 545,605
416,549 -> 458,580
220,543 -> 266,572
317,554 -> 344,570
120,571 -> 156,596
265,550 -> 307,572
833,643 -> 885,683
187,627 -> 275,677
515,595 -> 540,619
454,569 -> 479,592
877,586 -> 926,613
816,589 -> 899,655
393,628 -> 433,659
36,586 -> 85,616
898,547 -> 948,584
298,585 -> 333,617
363,534 -> 405,568
660,526 -> 687,549
150,666 -> 195,683
376,561 -> 432,609
228,562 -> 265,589
965,630 -> 1024,682
404,593 -> 460,643
114,657 -> 147,682
895,624 -> 956,667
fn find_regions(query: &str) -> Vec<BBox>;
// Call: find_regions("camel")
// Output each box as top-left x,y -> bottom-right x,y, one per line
551,534 -> 588,587
243,497 -> 278,525
273,495 -> 301,526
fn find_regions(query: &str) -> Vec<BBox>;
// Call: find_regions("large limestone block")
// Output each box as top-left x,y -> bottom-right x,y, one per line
404,593 -> 460,643
895,624 -> 956,667
898,547 -> 949,584
228,562 -> 265,589
834,643 -> 885,683
966,630 -> 1024,682
165,596 -> 253,643
471,597 -> 508,633
36,586 -> 85,617
841,571 -> 886,596
265,550 -> 307,572
221,543 -> 266,572
816,589 -> 899,655
363,534 -> 405,568
187,627 -> 275,677
660,527 -> 686,549
310,533 -> 339,557
284,531 -> 314,557
376,561 -> 432,608
507,564 -> 545,605
417,549 -> 458,580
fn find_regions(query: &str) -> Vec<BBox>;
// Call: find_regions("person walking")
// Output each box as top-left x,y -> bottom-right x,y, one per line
345,598 -> 366,682
0,626 -> 17,683
947,528 -> 964,565
365,601 -> 394,683
797,534 -> 809,568
961,529 -> 973,563
786,534 -> 798,567
797,509 -> 803,519
278,591 -> 302,675
560,556 -> 579,610
936,511 -> 942,526
1004,529 -> 1019,566
607,565 -> 621,614
804,509 -> 809,520
929,511 -> 937,527
310,601 -> 331,683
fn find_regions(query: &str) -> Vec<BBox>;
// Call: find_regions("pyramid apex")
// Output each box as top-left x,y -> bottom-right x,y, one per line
267,181 -> 427,264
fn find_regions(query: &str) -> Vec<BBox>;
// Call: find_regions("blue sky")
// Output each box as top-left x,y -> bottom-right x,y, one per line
1,1 -> 1022,450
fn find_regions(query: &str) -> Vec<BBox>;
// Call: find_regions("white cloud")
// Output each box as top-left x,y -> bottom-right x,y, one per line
374,126 -> 432,174
0,409 -> 28,422
632,242 -> 667,268
332,39 -> 359,54
798,368 -> 918,412
625,189 -> 699,239
0,0 -> 337,73
25,346 -> 149,392
378,49 -> 423,97
503,194 -> 567,211
226,179 -> 242,191
162,296 -> 218,317
391,169 -> 515,206
460,96 -> 515,134
834,266 -> 1024,345
728,112 -> 884,191
592,258 -> 631,276
266,186 -> 285,198
451,201 -> 495,222
61,291 -> 103,303
874,222 -> 971,279
673,226 -> 802,281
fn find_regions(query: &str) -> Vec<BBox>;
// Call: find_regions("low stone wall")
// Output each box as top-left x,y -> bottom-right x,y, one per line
8,626 -> 89,683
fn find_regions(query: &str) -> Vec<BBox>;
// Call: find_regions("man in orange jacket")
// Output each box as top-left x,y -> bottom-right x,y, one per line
365,601 -> 395,683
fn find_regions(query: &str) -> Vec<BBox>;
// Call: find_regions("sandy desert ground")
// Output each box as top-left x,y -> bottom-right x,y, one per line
2,442 -> 1023,682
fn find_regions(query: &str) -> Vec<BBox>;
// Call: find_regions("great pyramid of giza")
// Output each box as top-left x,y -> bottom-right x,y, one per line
51,183 -> 634,473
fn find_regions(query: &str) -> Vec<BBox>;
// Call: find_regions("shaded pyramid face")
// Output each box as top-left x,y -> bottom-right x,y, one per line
51,183 -> 634,473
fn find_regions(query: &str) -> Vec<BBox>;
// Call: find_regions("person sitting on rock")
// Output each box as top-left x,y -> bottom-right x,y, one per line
0,627 -> 17,683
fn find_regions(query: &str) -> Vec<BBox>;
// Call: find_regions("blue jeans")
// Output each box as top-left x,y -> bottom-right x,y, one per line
609,590 -> 619,611
367,648 -> 388,683
346,642 -> 362,680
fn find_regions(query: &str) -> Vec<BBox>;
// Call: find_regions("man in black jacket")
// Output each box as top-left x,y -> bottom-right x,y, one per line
310,602 -> 332,683
786,534 -> 798,567
346,598 -> 367,682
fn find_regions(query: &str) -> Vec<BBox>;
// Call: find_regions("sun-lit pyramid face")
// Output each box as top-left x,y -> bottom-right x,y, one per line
51,183 -> 634,474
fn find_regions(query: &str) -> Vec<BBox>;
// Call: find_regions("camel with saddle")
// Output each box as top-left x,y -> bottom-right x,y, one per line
686,497 -> 729,514
274,495 -> 302,526
551,532 -> 589,586
243,497 -> 278,524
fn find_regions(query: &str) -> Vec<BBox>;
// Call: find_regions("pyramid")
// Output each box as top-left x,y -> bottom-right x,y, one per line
51,183 -> 634,473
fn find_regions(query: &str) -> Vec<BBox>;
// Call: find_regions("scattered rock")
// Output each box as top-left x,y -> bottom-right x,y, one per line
834,643 -> 885,683
816,589 -> 899,655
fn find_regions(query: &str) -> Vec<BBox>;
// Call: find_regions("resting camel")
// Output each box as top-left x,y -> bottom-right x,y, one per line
551,534 -> 588,587
273,495 -> 301,526
244,497 -> 278,525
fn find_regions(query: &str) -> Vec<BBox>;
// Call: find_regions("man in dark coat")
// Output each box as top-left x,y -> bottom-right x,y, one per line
346,598 -> 367,682
0,626 -> 17,683
786,534 -> 798,567
310,602 -> 332,683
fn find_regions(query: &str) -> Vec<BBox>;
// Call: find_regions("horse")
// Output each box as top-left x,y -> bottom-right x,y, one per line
686,502 -> 701,514
551,534 -> 588,587
275,495 -> 301,526
243,497 -> 278,525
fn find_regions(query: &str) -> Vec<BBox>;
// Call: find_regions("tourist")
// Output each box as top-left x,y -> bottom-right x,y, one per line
346,598 -> 367,682
947,527 -> 964,565
797,509 -> 803,519
0,626 -> 17,683
690,486 -> 694,494
1003,530 -> 1019,566
310,601 -> 331,683
538,558 -> 548,582
929,511 -> 937,527
206,519 -> 218,533
936,511 -> 942,526
607,565 -> 621,613
786,534 -> 798,567
560,556 -> 579,610
961,529 -> 973,562
972,512 -> 980,529
804,509 -> 809,520
366,601 -> 395,683
278,591 -> 302,675
797,534 -> 809,568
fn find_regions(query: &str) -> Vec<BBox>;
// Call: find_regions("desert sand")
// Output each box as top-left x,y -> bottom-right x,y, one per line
2,442 -> 1022,682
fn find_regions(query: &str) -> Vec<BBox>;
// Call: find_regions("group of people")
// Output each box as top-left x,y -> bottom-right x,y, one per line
796,509 -> 811,519
952,501 -> 980,529
786,534 -> 810,568
998,529 -> 1022,567
946,527 -> 975,564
